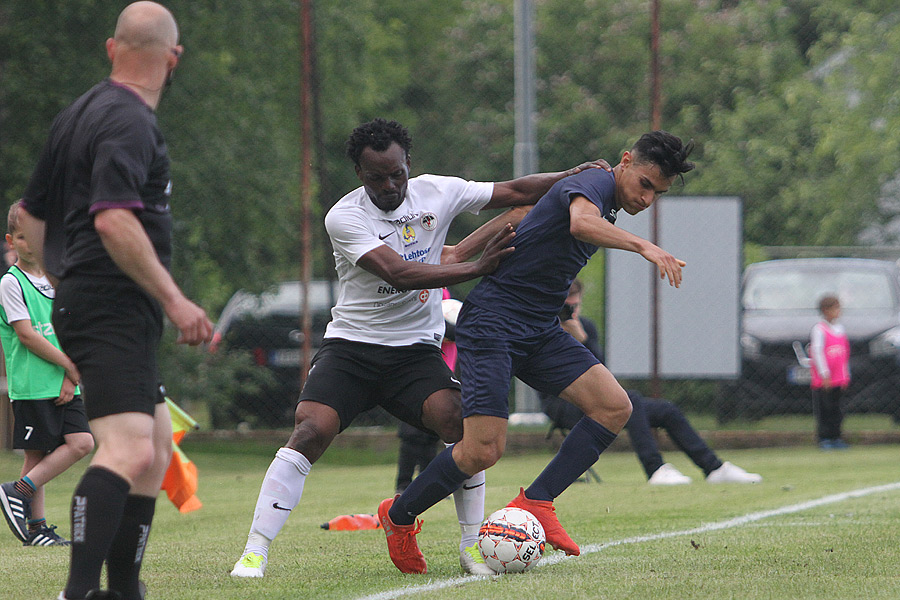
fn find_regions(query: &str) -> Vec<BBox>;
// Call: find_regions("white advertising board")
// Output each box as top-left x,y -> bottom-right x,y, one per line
605,196 -> 741,378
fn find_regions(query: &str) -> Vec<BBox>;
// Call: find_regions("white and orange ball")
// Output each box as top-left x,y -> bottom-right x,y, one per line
478,507 -> 546,573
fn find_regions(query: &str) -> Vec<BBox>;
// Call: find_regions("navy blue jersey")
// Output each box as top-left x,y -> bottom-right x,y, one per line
466,168 -> 618,324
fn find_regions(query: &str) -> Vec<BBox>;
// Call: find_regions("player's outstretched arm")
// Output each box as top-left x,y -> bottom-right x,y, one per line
359,225 -> 516,291
569,196 -> 685,288
486,159 -> 611,209
441,206 -> 531,265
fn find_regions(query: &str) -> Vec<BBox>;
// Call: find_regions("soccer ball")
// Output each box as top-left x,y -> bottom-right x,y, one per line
478,507 -> 546,573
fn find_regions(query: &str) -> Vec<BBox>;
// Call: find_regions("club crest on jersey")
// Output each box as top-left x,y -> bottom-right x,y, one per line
421,212 -> 437,231
418,289 -> 430,303
402,224 -> 416,244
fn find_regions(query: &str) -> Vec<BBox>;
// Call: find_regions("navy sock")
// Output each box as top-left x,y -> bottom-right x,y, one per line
526,416 -> 617,501
65,466 -> 130,600
107,494 -> 156,600
389,446 -> 469,526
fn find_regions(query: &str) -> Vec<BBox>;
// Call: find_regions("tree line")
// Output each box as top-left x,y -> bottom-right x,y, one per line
2,0 -> 899,317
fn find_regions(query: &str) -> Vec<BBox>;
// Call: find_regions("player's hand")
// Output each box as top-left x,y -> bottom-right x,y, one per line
640,244 -> 686,288
474,223 -> 516,275
55,377 -> 77,406
565,159 -> 612,177
560,316 -> 588,344
166,297 -> 214,346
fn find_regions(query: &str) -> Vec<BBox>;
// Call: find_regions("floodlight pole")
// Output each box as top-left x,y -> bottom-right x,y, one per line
514,0 -> 538,178
512,0 -> 540,415
649,0 -> 662,397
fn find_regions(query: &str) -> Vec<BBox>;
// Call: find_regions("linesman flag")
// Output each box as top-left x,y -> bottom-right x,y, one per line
162,397 -> 202,513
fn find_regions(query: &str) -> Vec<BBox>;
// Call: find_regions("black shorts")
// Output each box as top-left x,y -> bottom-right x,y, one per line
12,397 -> 90,451
299,338 -> 461,432
53,277 -> 165,420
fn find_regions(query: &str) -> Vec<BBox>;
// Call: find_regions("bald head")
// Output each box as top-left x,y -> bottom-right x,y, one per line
114,2 -> 179,50
107,2 -> 182,108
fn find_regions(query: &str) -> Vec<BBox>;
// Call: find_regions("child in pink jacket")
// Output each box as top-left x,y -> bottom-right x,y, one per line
809,295 -> 850,449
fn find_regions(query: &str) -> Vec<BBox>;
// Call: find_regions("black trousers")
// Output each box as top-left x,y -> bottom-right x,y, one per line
812,386 -> 844,441
542,391 -> 722,479
625,395 -> 722,478
395,421 -> 440,493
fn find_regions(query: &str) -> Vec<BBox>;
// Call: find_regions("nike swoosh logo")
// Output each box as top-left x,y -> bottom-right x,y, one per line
462,482 -> 485,490
272,502 -> 292,512
378,231 -> 395,240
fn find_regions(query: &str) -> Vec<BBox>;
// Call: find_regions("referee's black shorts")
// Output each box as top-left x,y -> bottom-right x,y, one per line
299,338 -> 461,432
53,276 -> 165,421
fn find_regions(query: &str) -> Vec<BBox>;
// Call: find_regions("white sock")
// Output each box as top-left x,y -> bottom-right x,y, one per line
453,468 -> 486,551
244,447 -> 312,555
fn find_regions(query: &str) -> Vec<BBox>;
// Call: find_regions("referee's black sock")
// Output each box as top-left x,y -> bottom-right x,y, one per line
65,466 -> 130,600
107,494 -> 156,600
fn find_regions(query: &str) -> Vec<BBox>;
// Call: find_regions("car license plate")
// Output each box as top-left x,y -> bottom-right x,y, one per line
270,349 -> 301,367
787,365 -> 811,385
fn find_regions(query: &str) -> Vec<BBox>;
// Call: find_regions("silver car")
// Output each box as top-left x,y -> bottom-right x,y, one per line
719,258 -> 900,422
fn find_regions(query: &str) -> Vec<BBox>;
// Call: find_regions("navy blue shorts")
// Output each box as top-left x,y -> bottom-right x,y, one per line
456,303 -> 599,419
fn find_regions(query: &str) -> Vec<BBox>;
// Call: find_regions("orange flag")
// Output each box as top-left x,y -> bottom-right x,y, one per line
161,398 -> 202,513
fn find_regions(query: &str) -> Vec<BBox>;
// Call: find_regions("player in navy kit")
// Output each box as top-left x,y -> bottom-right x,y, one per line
231,118 -> 609,577
380,130 -> 695,573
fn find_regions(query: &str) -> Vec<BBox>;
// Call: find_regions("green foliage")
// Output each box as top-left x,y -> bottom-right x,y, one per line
0,1 -> 115,208
156,328 -> 276,429
690,1 -> 900,247
161,0 -> 304,310
4,0 -> 900,318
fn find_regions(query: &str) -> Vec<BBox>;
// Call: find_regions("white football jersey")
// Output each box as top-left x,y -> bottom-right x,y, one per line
324,174 -> 493,346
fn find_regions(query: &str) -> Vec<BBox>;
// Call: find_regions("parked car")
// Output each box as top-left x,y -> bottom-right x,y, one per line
718,258 -> 900,422
209,280 -> 337,427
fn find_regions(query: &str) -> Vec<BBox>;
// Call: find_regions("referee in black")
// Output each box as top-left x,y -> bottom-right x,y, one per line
19,3 -> 212,599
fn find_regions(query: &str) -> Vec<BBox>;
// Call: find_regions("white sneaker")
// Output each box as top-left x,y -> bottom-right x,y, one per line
706,461 -> 762,484
231,551 -> 267,577
459,543 -> 495,575
648,463 -> 692,485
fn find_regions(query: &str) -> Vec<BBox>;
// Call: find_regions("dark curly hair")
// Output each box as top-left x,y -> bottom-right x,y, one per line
345,118 -> 412,166
631,131 -> 695,181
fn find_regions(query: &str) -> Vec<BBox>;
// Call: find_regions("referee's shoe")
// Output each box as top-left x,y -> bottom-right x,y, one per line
0,481 -> 32,543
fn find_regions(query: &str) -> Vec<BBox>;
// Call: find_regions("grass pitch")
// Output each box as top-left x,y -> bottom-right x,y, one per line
0,437 -> 898,599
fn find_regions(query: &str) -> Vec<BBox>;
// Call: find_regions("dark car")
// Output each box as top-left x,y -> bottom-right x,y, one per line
210,280 -> 337,427
718,258 -> 900,422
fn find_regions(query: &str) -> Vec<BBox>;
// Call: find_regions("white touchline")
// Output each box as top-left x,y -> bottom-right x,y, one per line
355,481 -> 900,600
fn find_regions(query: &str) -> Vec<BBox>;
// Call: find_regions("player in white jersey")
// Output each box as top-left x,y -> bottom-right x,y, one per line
324,174 -> 499,346
232,118 -> 608,577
